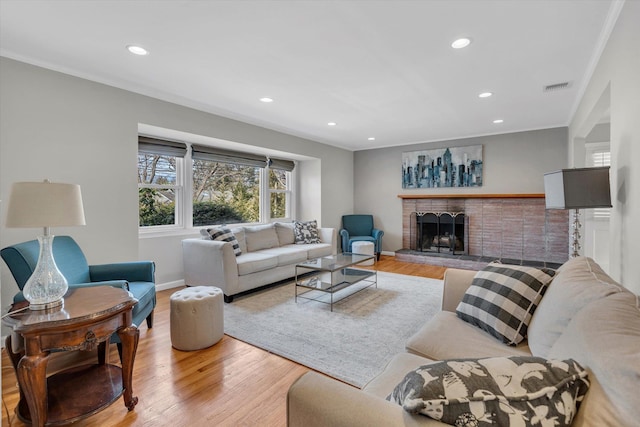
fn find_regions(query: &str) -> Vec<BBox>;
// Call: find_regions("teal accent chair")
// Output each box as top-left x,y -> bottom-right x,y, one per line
340,215 -> 384,260
1,236 -> 156,344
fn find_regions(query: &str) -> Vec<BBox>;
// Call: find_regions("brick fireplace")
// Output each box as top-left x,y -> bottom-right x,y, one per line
398,194 -> 569,269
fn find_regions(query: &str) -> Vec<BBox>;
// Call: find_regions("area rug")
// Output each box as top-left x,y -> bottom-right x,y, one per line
223,271 -> 443,387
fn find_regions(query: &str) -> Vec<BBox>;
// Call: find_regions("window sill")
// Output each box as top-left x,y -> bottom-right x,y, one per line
138,227 -> 200,239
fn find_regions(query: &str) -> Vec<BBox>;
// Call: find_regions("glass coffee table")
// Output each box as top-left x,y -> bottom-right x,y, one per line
295,252 -> 377,311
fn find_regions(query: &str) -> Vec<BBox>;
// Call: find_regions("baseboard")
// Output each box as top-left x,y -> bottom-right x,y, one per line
156,279 -> 185,291
381,250 -> 395,256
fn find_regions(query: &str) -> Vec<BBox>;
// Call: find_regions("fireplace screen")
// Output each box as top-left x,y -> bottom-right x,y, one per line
411,212 -> 466,254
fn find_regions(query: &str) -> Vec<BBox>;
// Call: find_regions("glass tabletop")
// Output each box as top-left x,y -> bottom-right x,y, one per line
296,252 -> 374,272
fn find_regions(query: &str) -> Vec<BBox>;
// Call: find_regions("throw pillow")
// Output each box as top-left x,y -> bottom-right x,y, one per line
274,222 -> 296,246
293,220 -> 321,244
388,356 -> 589,427
456,263 -> 555,345
201,227 -> 242,256
243,224 -> 279,252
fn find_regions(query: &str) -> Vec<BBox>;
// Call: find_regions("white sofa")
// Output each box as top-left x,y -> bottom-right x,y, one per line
287,256 -> 640,427
182,222 -> 336,302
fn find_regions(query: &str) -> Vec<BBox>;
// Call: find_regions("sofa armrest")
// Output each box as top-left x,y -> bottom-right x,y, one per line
372,228 -> 384,240
339,229 -> 349,252
318,228 -> 337,255
287,372 -> 444,427
182,238 -> 239,296
90,261 -> 155,283
75,280 -> 129,290
442,268 -> 477,312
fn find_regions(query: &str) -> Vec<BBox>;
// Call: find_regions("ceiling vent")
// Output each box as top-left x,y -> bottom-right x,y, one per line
543,81 -> 572,92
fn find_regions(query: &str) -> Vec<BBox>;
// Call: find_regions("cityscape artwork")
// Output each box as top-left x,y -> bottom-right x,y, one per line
402,145 -> 483,188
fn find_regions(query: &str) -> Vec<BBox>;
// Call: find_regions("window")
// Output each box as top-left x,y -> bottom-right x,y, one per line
191,144 -> 270,226
138,136 -> 296,230
585,142 -> 611,220
192,159 -> 261,226
137,137 -> 187,227
268,158 -> 295,220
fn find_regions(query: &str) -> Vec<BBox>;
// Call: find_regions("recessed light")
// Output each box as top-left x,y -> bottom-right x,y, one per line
368,137 -> 376,141
260,97 -> 274,103
478,92 -> 493,98
493,119 -> 504,124
451,38 -> 471,49
127,45 -> 149,56
327,122 -> 337,126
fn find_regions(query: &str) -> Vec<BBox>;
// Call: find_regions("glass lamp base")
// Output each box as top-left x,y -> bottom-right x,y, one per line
23,234 -> 69,311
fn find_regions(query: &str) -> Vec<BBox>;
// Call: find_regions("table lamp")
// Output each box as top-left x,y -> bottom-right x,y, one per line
543,166 -> 611,258
5,180 -> 86,310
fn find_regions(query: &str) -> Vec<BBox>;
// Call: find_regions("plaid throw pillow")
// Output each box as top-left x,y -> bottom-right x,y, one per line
201,227 -> 242,256
456,263 -> 555,345
293,220 -> 321,244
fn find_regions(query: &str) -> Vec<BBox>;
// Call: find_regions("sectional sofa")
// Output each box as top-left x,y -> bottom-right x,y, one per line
287,256 -> 640,427
182,222 -> 336,302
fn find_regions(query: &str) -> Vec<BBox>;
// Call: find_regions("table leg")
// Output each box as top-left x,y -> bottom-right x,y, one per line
5,337 -> 27,414
17,351 -> 49,427
97,340 -> 109,365
117,325 -> 139,411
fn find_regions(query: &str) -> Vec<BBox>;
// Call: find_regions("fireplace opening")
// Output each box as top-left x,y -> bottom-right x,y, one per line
411,211 -> 466,255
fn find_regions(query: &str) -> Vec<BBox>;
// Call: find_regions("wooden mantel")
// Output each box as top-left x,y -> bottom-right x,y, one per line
398,193 -> 545,199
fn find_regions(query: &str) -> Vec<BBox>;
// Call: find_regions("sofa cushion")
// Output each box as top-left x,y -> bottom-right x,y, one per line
243,224 -> 280,252
201,227 -> 242,256
128,281 -> 157,327
456,263 -> 555,345
406,311 -> 531,360
294,220 -> 321,244
261,246 -> 308,266
304,243 -> 333,259
274,222 -> 296,246
388,356 -> 589,427
527,256 -> 625,358
235,252 -> 279,276
547,291 -> 640,427
363,352 -> 437,399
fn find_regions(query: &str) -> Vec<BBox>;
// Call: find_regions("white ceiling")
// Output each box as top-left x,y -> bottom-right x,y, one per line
0,0 -> 618,151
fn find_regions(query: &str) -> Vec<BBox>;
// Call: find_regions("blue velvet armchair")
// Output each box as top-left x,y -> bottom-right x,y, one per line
340,215 -> 384,260
1,236 -> 156,342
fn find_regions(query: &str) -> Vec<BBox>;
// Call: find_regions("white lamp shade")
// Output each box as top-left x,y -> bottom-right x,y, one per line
5,181 -> 86,228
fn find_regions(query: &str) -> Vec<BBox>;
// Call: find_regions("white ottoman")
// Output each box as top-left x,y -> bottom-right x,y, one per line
170,286 -> 224,351
351,241 -> 375,266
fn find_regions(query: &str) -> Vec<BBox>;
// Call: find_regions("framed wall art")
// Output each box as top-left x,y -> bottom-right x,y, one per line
402,145 -> 483,188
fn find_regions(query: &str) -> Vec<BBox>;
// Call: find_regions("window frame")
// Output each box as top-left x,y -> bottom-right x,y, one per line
137,149 -> 186,231
266,166 -> 295,222
585,141 -> 611,221
138,138 -> 296,235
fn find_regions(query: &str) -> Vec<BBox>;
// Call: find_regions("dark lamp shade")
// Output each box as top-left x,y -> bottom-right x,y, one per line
544,167 -> 612,209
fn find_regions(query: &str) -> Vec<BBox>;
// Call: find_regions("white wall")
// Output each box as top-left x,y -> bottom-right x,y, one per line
569,0 -> 640,293
353,127 -> 568,253
0,58 -> 354,305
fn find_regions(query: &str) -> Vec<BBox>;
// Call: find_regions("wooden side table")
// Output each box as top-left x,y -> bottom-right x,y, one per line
2,285 -> 139,427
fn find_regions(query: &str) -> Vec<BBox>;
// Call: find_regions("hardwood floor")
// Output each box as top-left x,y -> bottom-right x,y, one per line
1,256 -> 446,427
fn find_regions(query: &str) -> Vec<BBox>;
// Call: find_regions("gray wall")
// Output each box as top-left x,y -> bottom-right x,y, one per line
353,127 -> 568,253
569,0 -> 640,293
0,58 -> 354,307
